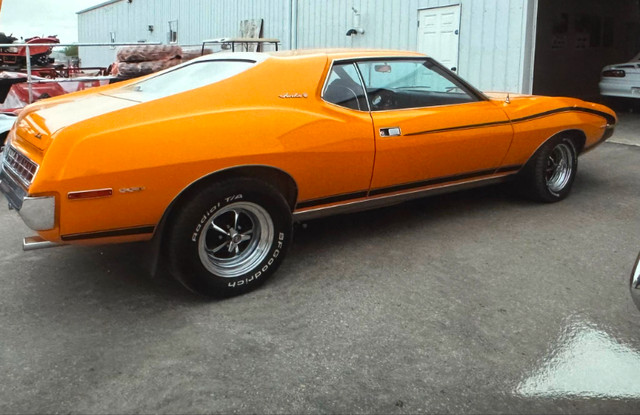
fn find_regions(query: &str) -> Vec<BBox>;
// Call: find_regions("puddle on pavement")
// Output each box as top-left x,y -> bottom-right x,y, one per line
516,318 -> 640,399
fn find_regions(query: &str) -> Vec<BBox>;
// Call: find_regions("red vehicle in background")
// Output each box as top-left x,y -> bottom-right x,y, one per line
0,33 -> 59,67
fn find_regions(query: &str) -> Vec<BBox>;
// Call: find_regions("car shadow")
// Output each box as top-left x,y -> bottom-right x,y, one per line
291,184 -> 523,250
20,172 -> 612,303
21,240 -> 206,305
18,184 -> 517,303
271,182 -> 540,290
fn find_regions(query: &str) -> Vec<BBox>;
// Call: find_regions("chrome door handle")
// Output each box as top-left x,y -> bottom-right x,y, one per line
379,127 -> 402,137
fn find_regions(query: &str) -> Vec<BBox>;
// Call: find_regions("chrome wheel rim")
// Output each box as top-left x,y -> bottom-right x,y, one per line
198,202 -> 274,278
545,143 -> 574,194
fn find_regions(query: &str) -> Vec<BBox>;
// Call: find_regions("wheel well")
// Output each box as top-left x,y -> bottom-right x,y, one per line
166,165 -> 297,220
520,129 -> 587,173
148,165 -> 298,277
235,166 -> 298,208
562,129 -> 587,154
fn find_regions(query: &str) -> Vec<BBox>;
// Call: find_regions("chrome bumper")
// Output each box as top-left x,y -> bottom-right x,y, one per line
0,154 -> 56,232
631,252 -> 640,312
22,235 -> 60,251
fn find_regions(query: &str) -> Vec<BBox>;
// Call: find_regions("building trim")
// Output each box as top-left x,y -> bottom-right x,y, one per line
521,0 -> 539,94
77,0 -> 123,15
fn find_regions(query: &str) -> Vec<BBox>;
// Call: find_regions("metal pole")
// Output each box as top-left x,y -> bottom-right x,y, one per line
25,44 -> 33,104
0,42 -> 161,47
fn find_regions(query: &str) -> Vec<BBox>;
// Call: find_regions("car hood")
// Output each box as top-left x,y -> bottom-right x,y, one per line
484,91 -> 533,100
484,92 -> 616,125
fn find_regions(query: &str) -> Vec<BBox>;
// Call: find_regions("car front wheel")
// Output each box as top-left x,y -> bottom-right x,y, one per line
521,136 -> 578,202
166,178 -> 292,297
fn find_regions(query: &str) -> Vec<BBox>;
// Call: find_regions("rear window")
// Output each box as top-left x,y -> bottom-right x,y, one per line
113,59 -> 255,101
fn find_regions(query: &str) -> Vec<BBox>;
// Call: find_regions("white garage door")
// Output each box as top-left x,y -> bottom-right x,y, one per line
417,5 -> 461,73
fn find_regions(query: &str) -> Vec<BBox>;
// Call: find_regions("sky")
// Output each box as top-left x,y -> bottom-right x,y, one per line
0,0 -> 103,44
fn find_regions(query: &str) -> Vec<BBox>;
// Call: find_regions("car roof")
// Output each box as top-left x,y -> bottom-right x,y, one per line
266,48 -> 427,60
196,49 -> 427,63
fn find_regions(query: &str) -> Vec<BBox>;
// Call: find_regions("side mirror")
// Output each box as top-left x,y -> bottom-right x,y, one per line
630,252 -> 640,311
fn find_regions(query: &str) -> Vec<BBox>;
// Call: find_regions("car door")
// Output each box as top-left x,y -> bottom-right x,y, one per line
295,61 -> 376,209
356,58 -> 514,194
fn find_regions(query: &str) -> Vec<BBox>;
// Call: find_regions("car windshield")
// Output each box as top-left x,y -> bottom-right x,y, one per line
113,59 -> 256,101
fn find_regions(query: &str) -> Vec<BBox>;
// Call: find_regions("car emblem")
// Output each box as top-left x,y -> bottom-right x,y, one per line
119,186 -> 145,194
279,93 -> 308,99
34,133 -> 42,139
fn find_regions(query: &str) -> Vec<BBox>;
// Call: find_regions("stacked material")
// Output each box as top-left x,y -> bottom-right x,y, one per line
115,45 -> 183,77
181,48 -> 208,61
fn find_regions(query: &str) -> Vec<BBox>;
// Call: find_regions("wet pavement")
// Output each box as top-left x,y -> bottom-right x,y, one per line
1,133 -> 640,412
516,318 -> 640,400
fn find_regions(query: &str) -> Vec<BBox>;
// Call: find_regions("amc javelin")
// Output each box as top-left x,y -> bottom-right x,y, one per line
0,49 -> 616,297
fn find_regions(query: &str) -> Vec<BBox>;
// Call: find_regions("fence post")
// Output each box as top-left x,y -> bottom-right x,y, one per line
25,44 -> 33,104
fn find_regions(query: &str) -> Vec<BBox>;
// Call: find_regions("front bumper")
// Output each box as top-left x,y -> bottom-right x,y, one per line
0,149 -> 55,231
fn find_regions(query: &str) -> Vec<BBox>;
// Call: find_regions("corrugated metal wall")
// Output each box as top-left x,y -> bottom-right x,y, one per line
456,0 -> 536,93
78,0 -> 292,67
78,0 -> 536,93
294,0 -> 535,92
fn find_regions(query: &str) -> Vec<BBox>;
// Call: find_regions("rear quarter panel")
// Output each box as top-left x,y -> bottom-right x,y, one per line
28,55 -> 376,241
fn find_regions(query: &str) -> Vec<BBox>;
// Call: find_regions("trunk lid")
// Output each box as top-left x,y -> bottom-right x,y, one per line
15,93 -> 139,151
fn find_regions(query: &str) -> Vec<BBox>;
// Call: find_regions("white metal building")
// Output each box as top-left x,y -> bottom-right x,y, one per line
78,0 -> 640,99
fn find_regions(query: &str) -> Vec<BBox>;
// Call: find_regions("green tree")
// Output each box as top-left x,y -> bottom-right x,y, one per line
63,45 -> 78,57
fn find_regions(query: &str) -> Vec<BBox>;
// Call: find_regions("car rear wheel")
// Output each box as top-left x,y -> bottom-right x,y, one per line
521,136 -> 578,202
166,178 -> 292,297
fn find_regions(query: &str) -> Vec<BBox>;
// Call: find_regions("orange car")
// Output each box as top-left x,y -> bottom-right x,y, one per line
0,49 -> 616,297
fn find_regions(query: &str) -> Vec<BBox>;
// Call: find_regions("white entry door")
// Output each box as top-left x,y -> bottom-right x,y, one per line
417,5 -> 461,73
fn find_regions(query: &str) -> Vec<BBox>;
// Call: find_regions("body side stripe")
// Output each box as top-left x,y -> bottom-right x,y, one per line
404,106 -> 614,137
61,225 -> 155,241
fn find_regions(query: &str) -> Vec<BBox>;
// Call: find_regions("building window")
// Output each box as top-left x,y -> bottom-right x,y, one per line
168,20 -> 178,43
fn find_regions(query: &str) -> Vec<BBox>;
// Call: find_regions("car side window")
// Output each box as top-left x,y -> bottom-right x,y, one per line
356,59 -> 478,111
322,63 -> 368,111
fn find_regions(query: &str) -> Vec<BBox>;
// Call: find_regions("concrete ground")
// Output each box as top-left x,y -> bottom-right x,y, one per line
611,111 -> 640,147
1,115 -> 640,413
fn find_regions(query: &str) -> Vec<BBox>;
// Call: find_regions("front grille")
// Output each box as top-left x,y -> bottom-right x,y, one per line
3,146 -> 38,187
